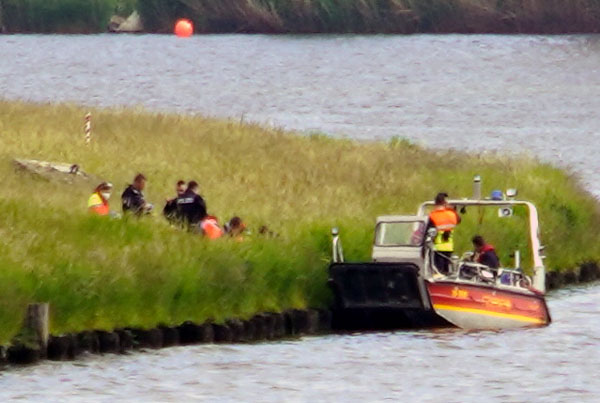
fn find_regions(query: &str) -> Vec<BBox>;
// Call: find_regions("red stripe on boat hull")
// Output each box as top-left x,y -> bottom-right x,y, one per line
427,281 -> 551,330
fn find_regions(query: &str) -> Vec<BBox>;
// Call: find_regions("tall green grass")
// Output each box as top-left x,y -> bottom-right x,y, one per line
0,0 -> 135,33
137,0 -> 600,34
0,100 -> 599,343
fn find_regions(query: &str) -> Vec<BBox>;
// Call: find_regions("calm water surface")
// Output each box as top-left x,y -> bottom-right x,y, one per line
2,35 -> 600,192
1,34 -> 600,401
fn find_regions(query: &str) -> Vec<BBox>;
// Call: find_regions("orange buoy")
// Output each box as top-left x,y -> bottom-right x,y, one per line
174,19 -> 193,37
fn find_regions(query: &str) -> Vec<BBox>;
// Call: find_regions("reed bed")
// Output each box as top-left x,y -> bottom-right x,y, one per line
0,100 -> 598,343
2,0 -> 600,34
0,0 -> 136,33
140,0 -> 600,34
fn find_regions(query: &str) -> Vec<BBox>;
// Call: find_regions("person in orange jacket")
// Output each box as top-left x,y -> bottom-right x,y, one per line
88,182 -> 113,216
427,192 -> 461,274
201,215 -> 224,239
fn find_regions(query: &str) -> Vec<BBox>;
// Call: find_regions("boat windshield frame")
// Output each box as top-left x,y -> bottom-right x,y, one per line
417,199 -> 545,292
374,219 -> 427,248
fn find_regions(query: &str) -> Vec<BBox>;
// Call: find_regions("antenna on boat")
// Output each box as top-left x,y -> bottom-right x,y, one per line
473,175 -> 481,200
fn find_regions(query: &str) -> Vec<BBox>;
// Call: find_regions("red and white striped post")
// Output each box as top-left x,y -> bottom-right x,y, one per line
84,112 -> 92,145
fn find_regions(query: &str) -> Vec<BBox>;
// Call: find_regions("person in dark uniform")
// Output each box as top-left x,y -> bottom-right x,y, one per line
163,180 -> 186,224
472,235 -> 500,269
121,173 -> 153,216
176,180 -> 207,230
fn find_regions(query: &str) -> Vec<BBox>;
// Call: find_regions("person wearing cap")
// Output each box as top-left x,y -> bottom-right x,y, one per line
427,192 -> 461,274
121,173 -> 153,216
88,182 -> 113,216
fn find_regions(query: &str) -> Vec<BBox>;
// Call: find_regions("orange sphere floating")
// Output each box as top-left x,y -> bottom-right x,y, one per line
174,19 -> 193,37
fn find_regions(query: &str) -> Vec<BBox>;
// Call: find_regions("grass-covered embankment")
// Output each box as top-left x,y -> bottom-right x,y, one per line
0,0 -> 136,33
3,0 -> 600,34
139,0 -> 600,34
0,100 -> 599,344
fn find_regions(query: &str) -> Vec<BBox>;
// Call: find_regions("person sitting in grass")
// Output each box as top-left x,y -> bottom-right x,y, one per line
258,225 -> 278,238
224,216 -> 247,241
201,215 -> 224,239
176,180 -> 207,231
163,179 -> 186,224
121,173 -> 153,216
88,182 -> 113,216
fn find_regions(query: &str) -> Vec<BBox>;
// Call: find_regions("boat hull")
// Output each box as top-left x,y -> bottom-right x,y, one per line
328,262 -> 449,329
427,281 -> 551,330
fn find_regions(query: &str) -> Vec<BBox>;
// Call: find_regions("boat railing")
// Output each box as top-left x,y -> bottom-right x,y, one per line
451,261 -> 533,290
417,198 -> 546,293
496,268 -> 532,288
331,227 -> 345,263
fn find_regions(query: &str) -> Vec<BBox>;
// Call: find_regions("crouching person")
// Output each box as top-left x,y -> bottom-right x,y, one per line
201,215 -> 224,239
88,182 -> 115,216
177,181 -> 207,231
122,173 -> 153,216
224,216 -> 246,241
164,180 -> 186,225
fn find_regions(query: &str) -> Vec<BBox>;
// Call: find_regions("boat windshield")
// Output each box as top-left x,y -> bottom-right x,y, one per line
375,221 -> 425,247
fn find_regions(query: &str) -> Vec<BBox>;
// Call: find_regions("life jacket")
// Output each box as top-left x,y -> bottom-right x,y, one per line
429,208 -> 459,252
480,244 -> 495,253
88,192 -> 109,216
477,244 -> 497,264
201,217 -> 223,239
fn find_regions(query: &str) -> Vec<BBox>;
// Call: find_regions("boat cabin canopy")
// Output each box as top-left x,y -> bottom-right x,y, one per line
417,199 -> 546,292
372,215 -> 428,264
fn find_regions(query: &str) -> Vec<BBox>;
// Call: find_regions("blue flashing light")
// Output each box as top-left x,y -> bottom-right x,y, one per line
491,190 -> 503,201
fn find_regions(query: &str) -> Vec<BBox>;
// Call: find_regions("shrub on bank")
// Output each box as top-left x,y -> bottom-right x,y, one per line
0,0 -> 134,33
0,100 -> 599,343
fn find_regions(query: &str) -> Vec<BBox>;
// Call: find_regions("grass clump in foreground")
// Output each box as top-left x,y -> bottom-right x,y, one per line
1,100 -> 600,343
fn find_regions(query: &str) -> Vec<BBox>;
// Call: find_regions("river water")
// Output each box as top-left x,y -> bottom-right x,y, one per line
1,34 -> 600,401
0,284 -> 598,402
2,34 -> 600,193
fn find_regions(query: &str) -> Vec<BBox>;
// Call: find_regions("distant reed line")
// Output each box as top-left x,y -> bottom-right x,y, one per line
1,0 -> 600,34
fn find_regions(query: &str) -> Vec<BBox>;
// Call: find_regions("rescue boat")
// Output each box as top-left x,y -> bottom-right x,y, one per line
328,177 -> 551,330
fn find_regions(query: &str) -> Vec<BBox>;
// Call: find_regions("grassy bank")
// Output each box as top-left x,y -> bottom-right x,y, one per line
0,100 -> 599,343
139,0 -> 600,34
0,0 -> 136,33
3,0 -> 600,34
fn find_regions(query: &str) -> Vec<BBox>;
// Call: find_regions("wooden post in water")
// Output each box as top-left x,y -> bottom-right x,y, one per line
0,0 -> 5,34
7,303 -> 50,363
24,303 -> 49,356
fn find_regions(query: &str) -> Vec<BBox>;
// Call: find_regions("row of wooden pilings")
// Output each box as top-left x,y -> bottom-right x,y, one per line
3,264 -> 599,366
2,305 -> 333,365
545,262 -> 600,290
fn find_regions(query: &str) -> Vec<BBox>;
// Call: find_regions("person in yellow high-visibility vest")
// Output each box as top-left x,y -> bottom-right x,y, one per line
427,192 -> 461,274
87,182 -> 113,216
